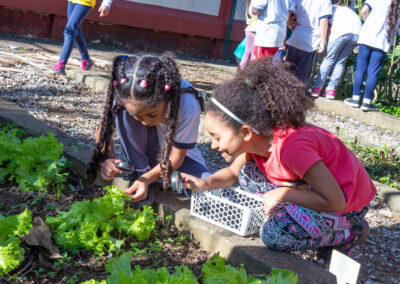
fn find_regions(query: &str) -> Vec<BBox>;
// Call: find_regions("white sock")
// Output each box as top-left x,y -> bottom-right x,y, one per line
352,95 -> 360,101
363,98 -> 372,104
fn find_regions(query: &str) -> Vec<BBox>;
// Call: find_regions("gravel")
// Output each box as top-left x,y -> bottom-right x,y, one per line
1,42 -> 400,284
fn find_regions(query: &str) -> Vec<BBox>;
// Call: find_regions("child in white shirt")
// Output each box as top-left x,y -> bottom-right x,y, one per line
251,0 -> 291,59
312,2 -> 362,99
285,0 -> 332,83
345,0 -> 400,111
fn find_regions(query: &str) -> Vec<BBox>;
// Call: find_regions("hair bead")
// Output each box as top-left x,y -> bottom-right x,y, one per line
120,78 -> 127,84
164,84 -> 171,91
140,80 -> 148,88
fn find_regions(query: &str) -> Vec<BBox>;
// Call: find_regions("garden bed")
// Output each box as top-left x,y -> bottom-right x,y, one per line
0,175 -> 210,283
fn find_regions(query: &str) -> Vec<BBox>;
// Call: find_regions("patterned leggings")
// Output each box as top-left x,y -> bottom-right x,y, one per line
238,162 -> 368,251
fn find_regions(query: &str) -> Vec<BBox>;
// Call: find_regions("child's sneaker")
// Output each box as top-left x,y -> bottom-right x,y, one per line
311,87 -> 322,98
344,98 -> 360,108
316,219 -> 370,261
360,102 -> 379,112
325,89 -> 336,100
52,60 -> 66,75
80,59 -> 94,71
336,219 -> 370,256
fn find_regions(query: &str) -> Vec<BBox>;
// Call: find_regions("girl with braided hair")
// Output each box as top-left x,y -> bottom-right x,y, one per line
345,0 -> 400,111
181,57 -> 376,256
87,54 -> 210,206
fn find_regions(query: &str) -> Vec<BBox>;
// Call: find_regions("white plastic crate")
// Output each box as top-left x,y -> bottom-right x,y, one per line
190,187 -> 268,236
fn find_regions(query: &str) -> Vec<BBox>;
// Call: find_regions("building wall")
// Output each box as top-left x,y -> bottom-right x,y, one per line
0,0 -> 246,58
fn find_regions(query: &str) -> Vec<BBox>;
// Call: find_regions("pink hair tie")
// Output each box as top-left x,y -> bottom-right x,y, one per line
120,78 -> 127,85
113,80 -> 117,86
164,84 -> 170,91
140,80 -> 147,88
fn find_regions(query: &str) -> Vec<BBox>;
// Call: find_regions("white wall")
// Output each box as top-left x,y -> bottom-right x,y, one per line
126,0 -> 221,16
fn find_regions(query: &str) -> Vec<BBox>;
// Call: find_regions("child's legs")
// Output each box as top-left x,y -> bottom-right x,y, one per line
363,48 -> 386,101
352,44 -> 372,98
327,34 -> 358,90
238,162 -> 279,197
286,46 -> 315,83
240,31 -> 255,69
115,109 -> 159,172
260,204 -> 368,251
59,2 -> 91,62
314,38 -> 343,88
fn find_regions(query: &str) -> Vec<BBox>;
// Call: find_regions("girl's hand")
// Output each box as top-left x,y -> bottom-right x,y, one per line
262,190 -> 281,216
100,159 -> 122,181
181,173 -> 206,192
126,178 -> 149,202
98,4 -> 110,17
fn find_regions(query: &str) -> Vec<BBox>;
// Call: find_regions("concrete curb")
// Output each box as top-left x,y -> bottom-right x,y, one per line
314,97 -> 400,134
0,97 -> 335,283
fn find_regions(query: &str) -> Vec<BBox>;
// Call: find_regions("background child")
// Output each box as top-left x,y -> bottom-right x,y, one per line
311,1 -> 362,99
345,0 -> 400,111
285,0 -> 332,83
239,0 -> 257,69
87,54 -> 210,205
250,0 -> 290,59
181,58 -> 376,256
52,0 -> 113,75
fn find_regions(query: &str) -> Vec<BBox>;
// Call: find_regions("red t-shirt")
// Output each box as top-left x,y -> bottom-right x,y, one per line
251,124 -> 376,213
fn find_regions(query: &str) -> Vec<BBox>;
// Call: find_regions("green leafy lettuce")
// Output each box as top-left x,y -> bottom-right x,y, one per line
0,126 -> 67,192
47,186 -> 155,255
0,209 -> 32,276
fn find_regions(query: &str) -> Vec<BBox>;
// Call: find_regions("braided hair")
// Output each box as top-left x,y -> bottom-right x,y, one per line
387,0 -> 400,43
87,54 -> 194,188
205,57 -> 313,136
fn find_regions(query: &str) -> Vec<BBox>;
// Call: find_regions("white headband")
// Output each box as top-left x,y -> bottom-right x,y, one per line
211,98 -> 260,134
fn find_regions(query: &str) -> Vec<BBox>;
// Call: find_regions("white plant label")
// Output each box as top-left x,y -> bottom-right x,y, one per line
329,249 -> 361,284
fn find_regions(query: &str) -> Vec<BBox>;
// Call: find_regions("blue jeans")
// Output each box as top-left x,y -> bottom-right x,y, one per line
59,2 -> 92,63
352,44 -> 386,100
315,34 -> 358,90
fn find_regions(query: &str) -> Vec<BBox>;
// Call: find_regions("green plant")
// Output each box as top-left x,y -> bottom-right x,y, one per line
46,186 -> 156,256
0,126 -> 68,193
347,138 -> 400,189
0,209 -> 32,276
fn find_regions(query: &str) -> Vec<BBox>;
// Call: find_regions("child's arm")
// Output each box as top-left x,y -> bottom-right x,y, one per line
182,153 -> 249,191
361,5 -> 370,20
262,161 -> 346,215
98,0 -> 113,17
126,146 -> 187,201
317,17 -> 329,54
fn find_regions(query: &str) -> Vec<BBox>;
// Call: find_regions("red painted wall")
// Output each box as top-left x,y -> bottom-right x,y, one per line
0,0 -> 245,58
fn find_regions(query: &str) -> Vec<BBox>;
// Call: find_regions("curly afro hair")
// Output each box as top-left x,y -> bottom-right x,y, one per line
205,57 -> 314,136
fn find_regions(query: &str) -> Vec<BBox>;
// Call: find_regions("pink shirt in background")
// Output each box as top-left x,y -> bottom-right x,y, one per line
251,124 -> 376,213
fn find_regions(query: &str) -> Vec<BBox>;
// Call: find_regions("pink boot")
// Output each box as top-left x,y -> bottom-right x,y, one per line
325,89 -> 336,100
311,87 -> 322,98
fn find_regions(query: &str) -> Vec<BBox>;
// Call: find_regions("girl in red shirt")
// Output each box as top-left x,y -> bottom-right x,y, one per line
182,57 -> 376,256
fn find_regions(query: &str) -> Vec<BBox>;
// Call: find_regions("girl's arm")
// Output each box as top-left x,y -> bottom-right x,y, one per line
318,17 -> 329,54
361,5 -> 370,20
126,147 -> 187,201
182,153 -> 249,191
99,0 -> 113,17
263,161 -> 346,215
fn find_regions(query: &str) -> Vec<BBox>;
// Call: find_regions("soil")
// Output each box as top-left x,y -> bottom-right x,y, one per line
0,174 -> 209,284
